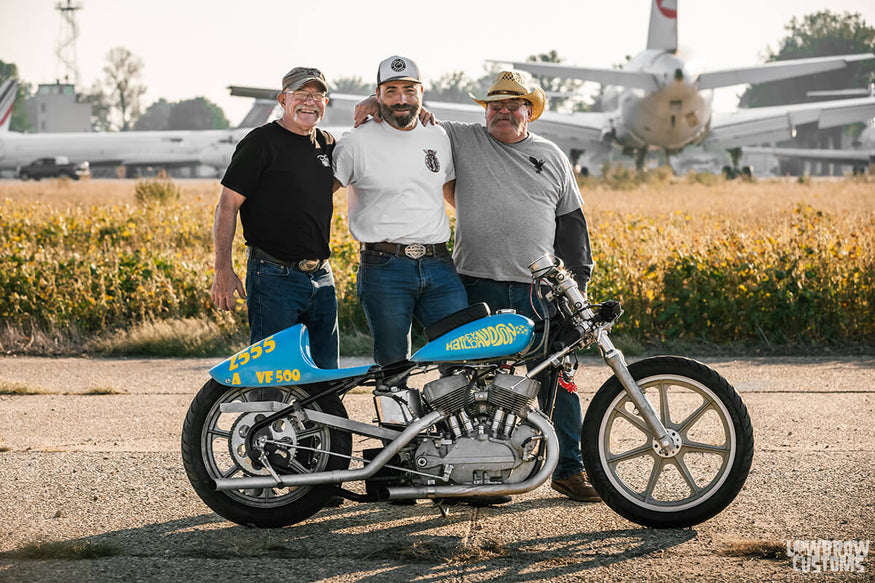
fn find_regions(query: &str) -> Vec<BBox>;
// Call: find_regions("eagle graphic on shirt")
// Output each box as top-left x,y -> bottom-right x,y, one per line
529,156 -> 546,173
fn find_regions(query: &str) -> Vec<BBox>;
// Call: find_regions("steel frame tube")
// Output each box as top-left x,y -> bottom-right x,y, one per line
213,411 -> 445,491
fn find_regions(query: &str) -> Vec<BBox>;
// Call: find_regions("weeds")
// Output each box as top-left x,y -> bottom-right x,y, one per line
0,382 -> 43,395
10,540 -> 123,560
719,539 -> 788,560
134,172 -> 181,206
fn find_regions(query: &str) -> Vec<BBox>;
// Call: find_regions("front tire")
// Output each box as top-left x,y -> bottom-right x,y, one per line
181,380 -> 351,528
582,356 -> 753,528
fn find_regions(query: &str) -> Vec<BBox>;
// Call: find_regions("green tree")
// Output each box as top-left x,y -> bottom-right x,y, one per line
0,60 -> 32,132
80,80 -> 112,131
134,98 -> 172,130
167,97 -> 229,130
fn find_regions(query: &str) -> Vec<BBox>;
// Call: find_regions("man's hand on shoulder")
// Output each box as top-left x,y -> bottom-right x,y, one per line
354,96 -> 381,127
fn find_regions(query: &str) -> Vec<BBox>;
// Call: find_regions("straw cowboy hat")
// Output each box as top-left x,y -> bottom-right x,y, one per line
470,70 -> 546,121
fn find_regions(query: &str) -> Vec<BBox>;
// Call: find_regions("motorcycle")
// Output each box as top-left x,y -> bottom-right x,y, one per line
181,254 -> 753,529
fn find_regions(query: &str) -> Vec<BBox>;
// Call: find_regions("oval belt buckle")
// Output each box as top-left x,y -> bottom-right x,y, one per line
298,259 -> 321,272
403,243 -> 426,260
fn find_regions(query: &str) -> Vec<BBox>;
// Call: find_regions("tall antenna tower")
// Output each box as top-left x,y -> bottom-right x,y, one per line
55,0 -> 83,87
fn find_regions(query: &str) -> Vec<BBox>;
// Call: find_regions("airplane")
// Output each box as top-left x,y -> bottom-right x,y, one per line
743,125 -> 874,175
482,0 -> 875,174
742,86 -> 875,175
0,78 -> 271,175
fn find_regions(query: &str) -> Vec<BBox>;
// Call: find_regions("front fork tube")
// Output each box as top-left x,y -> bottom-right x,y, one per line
596,331 -> 674,453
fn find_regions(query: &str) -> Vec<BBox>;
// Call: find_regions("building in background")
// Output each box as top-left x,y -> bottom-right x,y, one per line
25,83 -> 91,133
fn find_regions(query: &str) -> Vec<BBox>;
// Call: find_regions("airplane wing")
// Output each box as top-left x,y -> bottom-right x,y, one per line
743,146 -> 874,166
696,53 -> 874,90
704,95 -> 875,151
490,60 -> 658,91
420,99 -> 611,154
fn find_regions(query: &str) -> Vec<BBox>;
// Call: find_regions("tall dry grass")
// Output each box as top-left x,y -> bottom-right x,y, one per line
0,175 -> 872,355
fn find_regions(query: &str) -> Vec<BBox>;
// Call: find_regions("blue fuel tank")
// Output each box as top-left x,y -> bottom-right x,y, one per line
411,313 -> 535,363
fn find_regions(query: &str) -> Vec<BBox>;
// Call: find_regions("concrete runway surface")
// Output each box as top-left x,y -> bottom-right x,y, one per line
0,354 -> 872,582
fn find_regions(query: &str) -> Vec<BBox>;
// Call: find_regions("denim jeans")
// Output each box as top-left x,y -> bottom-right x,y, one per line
246,257 -> 339,369
460,274 -> 584,480
357,251 -> 468,366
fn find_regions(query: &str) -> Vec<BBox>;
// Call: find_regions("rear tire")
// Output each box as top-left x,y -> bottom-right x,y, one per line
582,356 -> 753,528
181,380 -> 351,528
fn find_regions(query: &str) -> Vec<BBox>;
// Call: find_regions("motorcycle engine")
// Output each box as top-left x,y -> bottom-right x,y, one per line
410,372 -> 543,485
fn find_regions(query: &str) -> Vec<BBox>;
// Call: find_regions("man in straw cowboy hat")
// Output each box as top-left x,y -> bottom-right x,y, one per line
354,69 -> 598,502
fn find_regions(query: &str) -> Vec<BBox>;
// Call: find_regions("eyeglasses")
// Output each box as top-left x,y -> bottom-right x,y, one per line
487,99 -> 527,112
283,90 -> 328,102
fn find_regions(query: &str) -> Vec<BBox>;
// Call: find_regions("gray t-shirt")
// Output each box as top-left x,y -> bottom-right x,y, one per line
442,121 -> 584,283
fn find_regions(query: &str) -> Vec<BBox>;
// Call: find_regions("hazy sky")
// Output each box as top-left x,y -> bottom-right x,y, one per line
1,0 -> 874,126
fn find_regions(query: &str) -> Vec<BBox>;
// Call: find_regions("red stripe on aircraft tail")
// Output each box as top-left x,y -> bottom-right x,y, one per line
0,102 -> 12,129
656,0 -> 677,19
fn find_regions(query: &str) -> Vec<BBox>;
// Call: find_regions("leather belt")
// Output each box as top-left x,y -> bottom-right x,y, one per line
361,242 -> 449,259
249,247 -> 326,273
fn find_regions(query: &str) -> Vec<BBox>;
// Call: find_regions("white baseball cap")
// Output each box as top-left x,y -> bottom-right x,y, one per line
377,56 -> 421,86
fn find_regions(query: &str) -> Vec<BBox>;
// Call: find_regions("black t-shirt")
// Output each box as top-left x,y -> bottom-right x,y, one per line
221,121 -> 335,261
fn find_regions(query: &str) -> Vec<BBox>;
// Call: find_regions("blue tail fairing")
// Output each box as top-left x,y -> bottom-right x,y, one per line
411,313 -> 534,363
209,324 -> 374,387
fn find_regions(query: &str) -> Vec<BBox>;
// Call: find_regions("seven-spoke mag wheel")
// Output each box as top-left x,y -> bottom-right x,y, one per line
582,357 -> 753,528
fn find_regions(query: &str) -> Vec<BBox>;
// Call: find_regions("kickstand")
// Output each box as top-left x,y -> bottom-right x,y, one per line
432,500 -> 450,518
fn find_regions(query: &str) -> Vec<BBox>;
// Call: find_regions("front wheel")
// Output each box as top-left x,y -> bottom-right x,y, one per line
181,380 -> 351,528
582,356 -> 753,528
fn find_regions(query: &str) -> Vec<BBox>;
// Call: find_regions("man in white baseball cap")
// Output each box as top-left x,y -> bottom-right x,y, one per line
333,55 -> 468,370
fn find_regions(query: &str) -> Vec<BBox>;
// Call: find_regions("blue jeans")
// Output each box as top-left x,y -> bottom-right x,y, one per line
357,251 -> 468,365
460,274 -> 584,480
246,257 -> 339,369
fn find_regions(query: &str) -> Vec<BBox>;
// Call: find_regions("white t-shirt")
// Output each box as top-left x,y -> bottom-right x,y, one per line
333,120 -> 455,244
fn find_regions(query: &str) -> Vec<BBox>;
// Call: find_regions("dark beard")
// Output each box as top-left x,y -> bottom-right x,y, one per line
380,101 -> 419,128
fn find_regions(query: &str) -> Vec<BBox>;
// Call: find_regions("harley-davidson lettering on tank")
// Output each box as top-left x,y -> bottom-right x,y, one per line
411,313 -> 535,362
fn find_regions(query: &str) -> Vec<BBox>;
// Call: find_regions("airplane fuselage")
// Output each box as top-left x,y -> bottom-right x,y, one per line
603,50 -> 712,152
0,128 -> 251,171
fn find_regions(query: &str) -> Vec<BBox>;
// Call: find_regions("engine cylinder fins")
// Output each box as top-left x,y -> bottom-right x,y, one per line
421,375 -> 471,414
488,375 -> 540,417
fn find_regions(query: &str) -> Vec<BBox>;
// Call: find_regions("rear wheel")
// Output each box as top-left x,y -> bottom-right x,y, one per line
181,380 -> 351,528
582,356 -> 753,528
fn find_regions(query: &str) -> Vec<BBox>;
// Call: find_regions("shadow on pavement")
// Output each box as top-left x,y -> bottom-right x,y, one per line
0,496 -> 697,581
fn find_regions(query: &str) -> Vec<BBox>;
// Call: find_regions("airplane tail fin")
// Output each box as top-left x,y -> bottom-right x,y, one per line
647,0 -> 677,52
0,78 -> 18,133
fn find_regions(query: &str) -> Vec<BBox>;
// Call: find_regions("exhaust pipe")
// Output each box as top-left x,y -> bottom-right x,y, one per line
213,411 -> 445,491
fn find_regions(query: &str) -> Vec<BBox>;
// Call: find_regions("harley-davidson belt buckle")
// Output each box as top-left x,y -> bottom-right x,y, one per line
403,243 -> 427,259
297,259 -> 322,272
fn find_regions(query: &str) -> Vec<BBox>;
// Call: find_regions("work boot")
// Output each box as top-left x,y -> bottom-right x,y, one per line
551,472 -> 600,502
